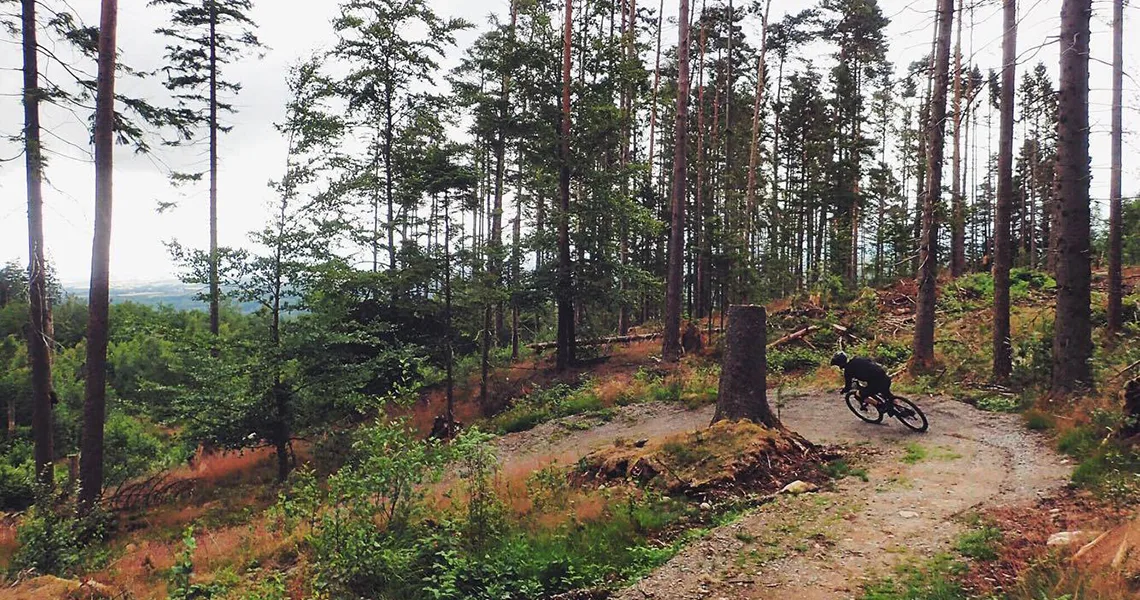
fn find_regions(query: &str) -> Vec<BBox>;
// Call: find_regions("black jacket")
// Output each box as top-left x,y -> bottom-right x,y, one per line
842,357 -> 892,395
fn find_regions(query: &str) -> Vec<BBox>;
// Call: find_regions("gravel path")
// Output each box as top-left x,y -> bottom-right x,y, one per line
494,391 -> 1071,599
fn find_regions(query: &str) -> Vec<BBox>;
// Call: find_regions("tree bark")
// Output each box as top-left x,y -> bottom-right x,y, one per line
912,0 -> 954,373
1107,0 -> 1124,336
208,0 -> 220,339
80,0 -> 118,511
663,0 -> 691,362
745,0 -> 772,272
556,0 -> 576,371
22,0 -> 55,490
711,305 -> 779,427
950,0 -> 966,277
1052,0 -> 1093,394
993,0 -> 1016,383
694,20 -> 707,319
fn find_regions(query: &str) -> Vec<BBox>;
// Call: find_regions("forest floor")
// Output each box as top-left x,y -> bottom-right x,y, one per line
489,390 -> 1070,600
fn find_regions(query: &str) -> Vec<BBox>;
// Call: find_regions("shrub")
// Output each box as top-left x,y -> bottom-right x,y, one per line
103,413 -> 168,487
768,347 -> 825,373
168,527 -> 229,600
975,396 -> 1021,413
955,526 -> 1001,561
10,499 -> 81,576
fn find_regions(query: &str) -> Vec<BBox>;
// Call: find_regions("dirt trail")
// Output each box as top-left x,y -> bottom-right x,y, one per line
494,392 -> 1071,599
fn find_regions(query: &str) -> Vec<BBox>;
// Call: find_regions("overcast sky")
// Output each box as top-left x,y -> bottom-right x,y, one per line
1,0 -> 1137,285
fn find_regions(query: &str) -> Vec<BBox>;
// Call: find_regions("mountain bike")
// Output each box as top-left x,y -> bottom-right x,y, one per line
844,382 -> 928,433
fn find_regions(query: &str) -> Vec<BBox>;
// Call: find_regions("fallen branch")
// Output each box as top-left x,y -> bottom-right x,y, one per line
527,332 -> 662,351
1112,359 -> 1140,381
767,326 -> 820,349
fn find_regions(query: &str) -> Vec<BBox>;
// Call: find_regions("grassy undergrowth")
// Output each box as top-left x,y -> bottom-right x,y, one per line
487,364 -> 721,435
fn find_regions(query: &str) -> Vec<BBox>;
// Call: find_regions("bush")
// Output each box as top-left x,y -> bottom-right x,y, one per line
955,526 -> 1001,561
768,347 -> 825,373
168,527 -> 229,600
0,439 -> 35,511
104,413 -> 169,487
10,500 -> 81,576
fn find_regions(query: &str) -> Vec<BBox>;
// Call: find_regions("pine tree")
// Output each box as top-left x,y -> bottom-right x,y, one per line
993,0 -> 1016,383
912,0 -> 953,373
150,0 -> 264,339
79,0 -> 119,511
1107,0 -> 1124,336
1051,0 -> 1093,394
663,0 -> 691,362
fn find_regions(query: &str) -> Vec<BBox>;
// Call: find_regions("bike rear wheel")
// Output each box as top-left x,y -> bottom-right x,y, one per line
846,391 -> 884,424
890,396 -> 928,432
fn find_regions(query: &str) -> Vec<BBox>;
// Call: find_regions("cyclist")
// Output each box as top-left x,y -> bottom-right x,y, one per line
830,351 -> 895,407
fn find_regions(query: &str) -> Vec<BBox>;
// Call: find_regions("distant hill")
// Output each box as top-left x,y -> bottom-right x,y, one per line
62,281 -> 260,313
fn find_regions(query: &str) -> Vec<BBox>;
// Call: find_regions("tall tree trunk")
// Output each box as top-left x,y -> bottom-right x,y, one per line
950,0 -> 966,277
556,0 -> 576,371
80,0 -> 118,511
647,0 -> 664,187
694,19 -> 707,319
208,0 -> 220,338
444,193 -> 455,425
22,0 -> 54,490
912,0 -> 954,373
1052,0 -> 1093,394
663,0 -> 691,362
993,0 -> 1016,383
745,0 -> 772,268
1107,0 -> 1124,336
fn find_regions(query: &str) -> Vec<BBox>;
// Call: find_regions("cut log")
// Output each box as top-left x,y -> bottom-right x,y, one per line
767,326 -> 820,349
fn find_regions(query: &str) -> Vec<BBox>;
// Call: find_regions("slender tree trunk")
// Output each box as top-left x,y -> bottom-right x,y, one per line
208,0 -> 220,338
556,0 -> 576,371
386,89 -> 396,271
694,19 -> 707,319
950,0 -> 966,277
745,0 -> 772,267
22,0 -> 55,490
663,0 -> 691,362
647,0 -> 664,186
80,0 -> 118,511
1052,0 -> 1093,394
912,0 -> 953,373
993,0 -> 1016,383
444,193 -> 455,424
1107,0 -> 1124,336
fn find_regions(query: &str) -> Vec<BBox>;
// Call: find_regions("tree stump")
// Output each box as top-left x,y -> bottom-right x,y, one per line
1121,377 -> 1140,439
712,305 -> 780,428
682,321 -> 703,354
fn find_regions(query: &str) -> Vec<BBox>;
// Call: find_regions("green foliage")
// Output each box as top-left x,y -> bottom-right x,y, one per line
860,555 -> 966,600
487,382 -> 609,434
955,526 -> 1002,561
11,506 -> 79,576
1024,410 -> 1055,431
901,443 -> 927,464
1056,412 -> 1140,502
822,458 -> 869,482
168,527 -> 229,600
768,346 -> 826,373
0,440 -> 35,511
870,340 -> 911,368
1013,317 -> 1054,388
975,395 -> 1022,413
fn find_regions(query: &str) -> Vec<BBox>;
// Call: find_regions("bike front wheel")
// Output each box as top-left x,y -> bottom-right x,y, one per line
890,396 -> 928,432
846,391 -> 884,424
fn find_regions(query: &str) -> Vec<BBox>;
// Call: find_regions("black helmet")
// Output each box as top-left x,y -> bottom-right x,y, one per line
830,351 -> 848,367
